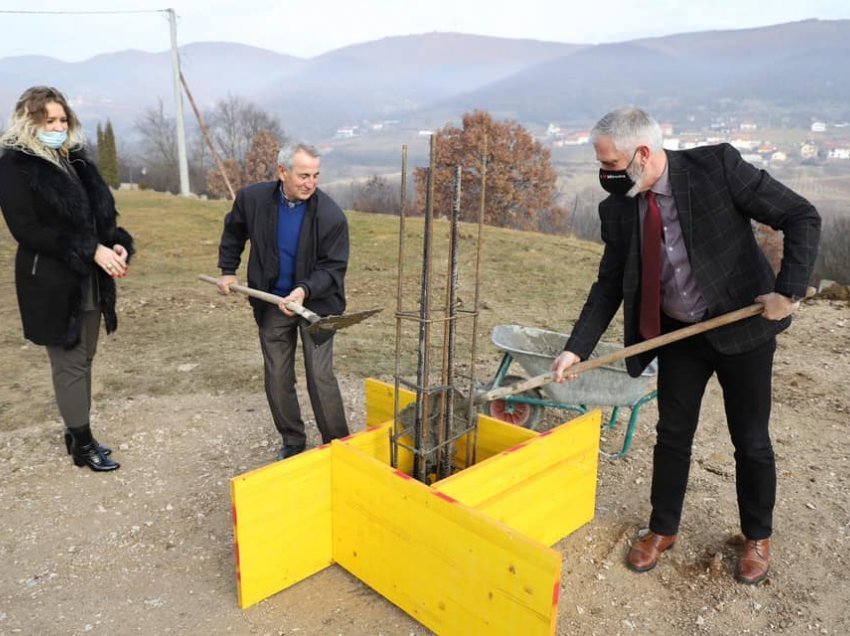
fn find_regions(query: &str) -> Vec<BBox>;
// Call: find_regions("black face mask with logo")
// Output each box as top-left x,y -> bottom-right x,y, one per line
598,149 -> 639,196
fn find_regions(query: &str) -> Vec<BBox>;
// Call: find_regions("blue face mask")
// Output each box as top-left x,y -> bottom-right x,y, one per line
38,130 -> 68,149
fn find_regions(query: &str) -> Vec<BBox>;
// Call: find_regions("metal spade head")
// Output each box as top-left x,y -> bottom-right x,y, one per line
305,307 -> 383,334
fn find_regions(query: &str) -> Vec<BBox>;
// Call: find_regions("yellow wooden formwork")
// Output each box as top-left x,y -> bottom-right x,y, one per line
230,378 -> 601,635
332,440 -> 561,635
230,448 -> 333,609
364,377 -> 417,428
434,416 -> 599,547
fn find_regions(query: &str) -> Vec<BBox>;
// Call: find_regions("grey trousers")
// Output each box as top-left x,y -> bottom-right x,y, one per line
46,309 -> 101,428
258,308 -> 349,446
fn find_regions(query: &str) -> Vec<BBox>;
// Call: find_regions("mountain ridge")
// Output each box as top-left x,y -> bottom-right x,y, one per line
1,20 -> 848,138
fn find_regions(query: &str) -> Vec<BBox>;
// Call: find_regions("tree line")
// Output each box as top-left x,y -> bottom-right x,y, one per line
130,95 -> 285,198
97,99 -> 847,285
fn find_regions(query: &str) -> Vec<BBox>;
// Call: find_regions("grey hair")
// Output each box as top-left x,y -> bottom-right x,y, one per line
590,107 -> 663,154
277,142 -> 320,170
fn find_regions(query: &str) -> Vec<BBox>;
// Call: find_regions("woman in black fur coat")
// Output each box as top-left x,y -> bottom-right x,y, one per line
0,86 -> 134,472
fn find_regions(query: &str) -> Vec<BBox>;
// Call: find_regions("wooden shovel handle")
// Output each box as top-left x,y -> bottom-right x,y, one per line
478,294 -> 808,404
198,274 -> 321,324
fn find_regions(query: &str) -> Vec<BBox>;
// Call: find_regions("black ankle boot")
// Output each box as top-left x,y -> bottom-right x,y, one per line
71,441 -> 120,471
69,425 -> 120,472
64,430 -> 111,456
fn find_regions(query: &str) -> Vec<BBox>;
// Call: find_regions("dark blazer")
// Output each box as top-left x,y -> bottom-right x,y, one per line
0,148 -> 134,348
565,143 -> 821,377
218,181 -> 349,339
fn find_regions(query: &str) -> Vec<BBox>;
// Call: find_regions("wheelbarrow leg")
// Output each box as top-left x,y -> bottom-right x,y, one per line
492,353 -> 513,387
605,390 -> 658,459
602,406 -> 622,432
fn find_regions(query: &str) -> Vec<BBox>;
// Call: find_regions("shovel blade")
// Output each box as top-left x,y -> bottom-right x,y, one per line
306,308 -> 383,334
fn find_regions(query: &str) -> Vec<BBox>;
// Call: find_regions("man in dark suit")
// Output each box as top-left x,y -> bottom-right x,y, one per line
216,142 -> 350,461
551,108 -> 820,584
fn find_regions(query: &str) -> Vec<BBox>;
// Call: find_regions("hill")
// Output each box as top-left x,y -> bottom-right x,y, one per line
2,20 -> 849,139
430,19 -> 850,127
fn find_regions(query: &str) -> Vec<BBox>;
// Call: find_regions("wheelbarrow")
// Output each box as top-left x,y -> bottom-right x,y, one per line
481,324 -> 657,457
478,291 -> 815,457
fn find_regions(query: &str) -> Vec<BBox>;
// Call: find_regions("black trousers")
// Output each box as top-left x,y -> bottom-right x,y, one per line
648,314 -> 777,540
258,308 -> 349,446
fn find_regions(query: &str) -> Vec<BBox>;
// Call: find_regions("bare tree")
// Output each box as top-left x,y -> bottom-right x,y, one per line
206,95 -> 284,164
136,100 -> 178,167
351,175 -> 400,214
134,100 -> 179,193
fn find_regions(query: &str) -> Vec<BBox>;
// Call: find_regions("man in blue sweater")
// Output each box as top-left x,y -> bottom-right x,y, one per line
216,142 -> 350,460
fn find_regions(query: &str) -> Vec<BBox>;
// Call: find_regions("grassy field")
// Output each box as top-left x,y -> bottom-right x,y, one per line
0,189 -> 611,432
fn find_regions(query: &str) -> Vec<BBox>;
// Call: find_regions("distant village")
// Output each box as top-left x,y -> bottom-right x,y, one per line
545,119 -> 850,165
332,118 -> 850,166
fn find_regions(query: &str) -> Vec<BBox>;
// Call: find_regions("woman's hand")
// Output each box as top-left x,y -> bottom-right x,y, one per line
95,244 -> 128,278
113,244 -> 129,263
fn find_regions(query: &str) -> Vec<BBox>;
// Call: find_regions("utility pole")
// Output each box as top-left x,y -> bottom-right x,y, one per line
167,8 -> 191,196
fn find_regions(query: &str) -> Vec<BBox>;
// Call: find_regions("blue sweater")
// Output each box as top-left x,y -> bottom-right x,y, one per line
272,196 -> 306,297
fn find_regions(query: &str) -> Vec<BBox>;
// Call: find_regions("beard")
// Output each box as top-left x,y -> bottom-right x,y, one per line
625,161 -> 644,198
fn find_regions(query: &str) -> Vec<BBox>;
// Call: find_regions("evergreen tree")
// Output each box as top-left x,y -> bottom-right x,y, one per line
96,123 -> 104,164
99,120 -> 120,188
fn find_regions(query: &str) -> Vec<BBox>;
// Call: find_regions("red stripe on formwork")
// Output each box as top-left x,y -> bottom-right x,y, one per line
339,433 -> 354,441
232,505 -> 240,582
552,580 -> 560,607
538,430 -> 554,438
394,469 -> 413,480
503,443 -> 527,454
432,491 -> 457,504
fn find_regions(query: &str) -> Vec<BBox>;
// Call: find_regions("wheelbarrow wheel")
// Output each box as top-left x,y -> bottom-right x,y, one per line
483,375 -> 544,430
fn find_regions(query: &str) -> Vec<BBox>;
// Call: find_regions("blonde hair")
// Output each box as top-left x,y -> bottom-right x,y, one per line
1,86 -> 86,167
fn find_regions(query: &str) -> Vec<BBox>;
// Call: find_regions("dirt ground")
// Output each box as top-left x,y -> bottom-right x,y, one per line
1,295 -> 848,636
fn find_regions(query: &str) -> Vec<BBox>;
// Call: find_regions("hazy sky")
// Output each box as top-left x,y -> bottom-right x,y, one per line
2,0 -> 849,61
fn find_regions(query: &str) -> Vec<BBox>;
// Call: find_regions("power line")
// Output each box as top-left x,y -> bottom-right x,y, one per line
0,9 -> 166,15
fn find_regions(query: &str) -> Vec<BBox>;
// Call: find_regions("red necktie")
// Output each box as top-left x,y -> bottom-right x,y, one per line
640,191 -> 662,339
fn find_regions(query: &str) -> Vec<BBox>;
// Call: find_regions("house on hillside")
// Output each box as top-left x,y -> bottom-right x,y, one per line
827,147 -> 850,160
811,121 -> 827,133
334,126 -> 357,139
800,142 -> 818,159
730,135 -> 759,151
552,131 -> 590,146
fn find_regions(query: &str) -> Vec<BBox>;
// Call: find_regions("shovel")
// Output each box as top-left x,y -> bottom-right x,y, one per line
198,274 -> 382,334
477,290 -> 813,404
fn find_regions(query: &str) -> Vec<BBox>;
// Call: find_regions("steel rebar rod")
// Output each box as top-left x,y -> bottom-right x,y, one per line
391,144 -> 408,469
413,135 -> 438,482
437,165 -> 463,479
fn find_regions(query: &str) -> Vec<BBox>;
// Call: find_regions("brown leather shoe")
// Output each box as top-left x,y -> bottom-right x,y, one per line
736,538 -> 770,584
627,531 -> 677,572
